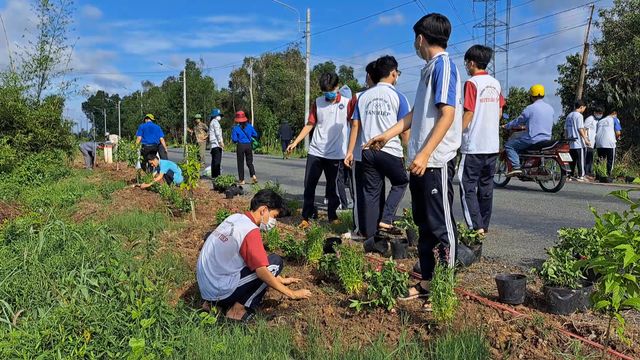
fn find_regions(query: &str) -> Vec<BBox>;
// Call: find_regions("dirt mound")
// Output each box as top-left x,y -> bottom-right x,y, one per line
0,202 -> 21,223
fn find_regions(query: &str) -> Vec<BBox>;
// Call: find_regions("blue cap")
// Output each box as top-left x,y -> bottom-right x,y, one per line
210,108 -> 222,118
339,85 -> 352,99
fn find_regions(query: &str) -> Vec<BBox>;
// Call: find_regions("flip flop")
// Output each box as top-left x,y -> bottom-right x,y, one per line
224,309 -> 256,324
398,283 -> 429,301
422,301 -> 433,312
378,225 -> 402,235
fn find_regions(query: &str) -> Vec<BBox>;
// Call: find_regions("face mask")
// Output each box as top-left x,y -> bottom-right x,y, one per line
324,91 -> 337,101
259,209 -> 277,231
595,114 -> 603,120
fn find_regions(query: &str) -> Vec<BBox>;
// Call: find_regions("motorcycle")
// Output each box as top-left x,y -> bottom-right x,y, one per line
493,128 -> 573,193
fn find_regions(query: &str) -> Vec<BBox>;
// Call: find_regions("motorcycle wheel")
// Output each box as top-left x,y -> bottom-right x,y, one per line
493,156 -> 511,188
537,157 -> 566,192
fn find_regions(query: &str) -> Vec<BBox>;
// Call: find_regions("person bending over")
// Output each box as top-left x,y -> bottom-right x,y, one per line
140,156 -> 184,189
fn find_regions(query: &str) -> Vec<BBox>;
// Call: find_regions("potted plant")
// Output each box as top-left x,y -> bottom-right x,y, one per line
456,222 -> 484,263
538,247 -> 592,315
394,208 -> 418,246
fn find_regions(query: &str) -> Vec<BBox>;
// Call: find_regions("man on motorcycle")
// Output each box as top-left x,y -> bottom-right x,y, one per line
503,84 -> 555,176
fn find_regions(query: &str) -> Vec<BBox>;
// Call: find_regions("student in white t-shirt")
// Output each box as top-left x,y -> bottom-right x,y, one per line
345,55 -> 411,252
196,190 -> 311,321
564,99 -> 589,181
595,109 -> 622,177
582,106 -> 603,177
366,13 -> 462,303
287,72 -> 357,229
458,45 -> 505,235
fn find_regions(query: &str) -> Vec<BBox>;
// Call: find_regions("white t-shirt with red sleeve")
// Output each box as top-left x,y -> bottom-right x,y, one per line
461,71 -> 505,154
196,212 -> 269,301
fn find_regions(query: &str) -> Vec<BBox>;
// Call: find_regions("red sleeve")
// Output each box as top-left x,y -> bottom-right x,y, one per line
307,101 -> 318,125
239,229 -> 269,271
463,81 -> 476,112
347,95 -> 358,120
499,94 -> 506,108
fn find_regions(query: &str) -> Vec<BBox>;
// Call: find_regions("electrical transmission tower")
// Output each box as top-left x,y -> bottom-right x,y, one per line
474,0 -> 511,90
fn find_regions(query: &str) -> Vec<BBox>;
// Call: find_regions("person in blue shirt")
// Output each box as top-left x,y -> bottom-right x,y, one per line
140,155 -> 183,188
231,111 -> 259,185
136,114 -> 169,172
503,84 -> 555,176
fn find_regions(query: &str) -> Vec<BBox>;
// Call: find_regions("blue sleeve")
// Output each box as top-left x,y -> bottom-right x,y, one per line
158,126 -> 165,138
431,57 -> 457,107
614,118 -> 622,131
251,125 -> 258,138
135,124 -> 143,137
506,108 -> 528,129
231,127 -> 238,143
395,90 -> 410,120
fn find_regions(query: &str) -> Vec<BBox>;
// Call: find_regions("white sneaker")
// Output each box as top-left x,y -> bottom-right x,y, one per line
576,177 -> 586,182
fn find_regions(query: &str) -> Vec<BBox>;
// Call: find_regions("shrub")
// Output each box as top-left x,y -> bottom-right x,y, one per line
538,247 -> 585,289
252,180 -> 285,196
350,260 -> 409,312
335,244 -> 365,295
395,208 -> 418,233
281,234 -> 305,261
430,249 -> 458,324
317,253 -> 338,279
118,138 -> 141,168
456,222 -> 483,247
156,183 -> 191,215
593,158 -> 608,178
215,208 -> 232,225
330,211 -> 353,235
0,150 -> 69,200
212,174 -> 236,191
556,227 -> 601,260
304,224 -> 326,265
263,227 -> 282,252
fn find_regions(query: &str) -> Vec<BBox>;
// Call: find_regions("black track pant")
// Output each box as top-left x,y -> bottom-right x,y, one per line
360,149 -> 409,240
585,148 -> 594,176
336,161 -> 354,209
410,160 -> 458,281
597,148 -> 615,177
141,144 -> 159,172
569,148 -> 585,178
163,170 -> 175,185
457,153 -> 497,232
302,154 -> 340,221
216,254 -> 283,311
352,161 -> 366,234
236,143 -> 255,181
210,147 -> 222,178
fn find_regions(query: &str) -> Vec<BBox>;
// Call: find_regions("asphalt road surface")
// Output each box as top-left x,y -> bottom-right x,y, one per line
169,148 -> 635,267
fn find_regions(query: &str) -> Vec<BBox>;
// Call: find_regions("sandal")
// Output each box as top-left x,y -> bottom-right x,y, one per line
422,300 -> 433,312
224,308 -> 256,324
399,282 -> 429,301
378,224 -> 402,235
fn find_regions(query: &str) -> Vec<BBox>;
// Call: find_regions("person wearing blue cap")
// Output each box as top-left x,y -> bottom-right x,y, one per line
209,108 -> 225,178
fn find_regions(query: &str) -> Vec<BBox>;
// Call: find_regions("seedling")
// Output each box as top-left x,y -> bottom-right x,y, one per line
537,247 -> 585,289
456,222 -> 483,247
180,144 -> 201,220
430,248 -> 458,325
334,244 -> 365,295
212,175 -> 236,192
350,260 -> 408,312
263,227 -> 282,252
215,208 -> 232,225
281,234 -> 305,261
304,224 -> 326,265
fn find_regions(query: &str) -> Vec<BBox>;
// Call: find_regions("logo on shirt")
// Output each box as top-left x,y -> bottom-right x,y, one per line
339,104 -> 345,110
478,86 -> 501,104
364,98 -> 392,117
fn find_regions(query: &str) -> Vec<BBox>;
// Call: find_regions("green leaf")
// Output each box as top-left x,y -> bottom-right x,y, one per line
621,297 -> 640,311
594,300 -> 610,310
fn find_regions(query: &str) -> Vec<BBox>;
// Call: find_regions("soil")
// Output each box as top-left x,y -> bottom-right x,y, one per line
77,166 -> 640,359
0,201 -> 21,223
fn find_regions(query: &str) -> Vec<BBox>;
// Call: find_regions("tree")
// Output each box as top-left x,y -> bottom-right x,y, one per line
81,90 -> 121,139
502,87 -> 530,123
555,53 -> 605,115
19,0 -> 76,103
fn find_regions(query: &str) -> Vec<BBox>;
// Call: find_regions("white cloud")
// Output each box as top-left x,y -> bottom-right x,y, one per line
183,28 -> 294,49
377,13 -> 405,26
81,5 -> 102,20
201,15 -> 252,25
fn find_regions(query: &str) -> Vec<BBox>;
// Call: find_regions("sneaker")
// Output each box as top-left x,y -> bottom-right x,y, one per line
506,169 -> 522,176
576,177 -> 586,182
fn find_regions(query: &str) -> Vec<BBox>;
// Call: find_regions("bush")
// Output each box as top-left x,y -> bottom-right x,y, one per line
538,247 -> 585,288
456,222 -> 483,247
0,150 -> 70,200
430,250 -> 458,324
215,208 -> 232,225
156,183 -> 191,215
252,180 -> 285,196
212,174 -> 236,191
263,227 -> 282,252
304,224 -> 326,265
281,234 -> 305,261
350,260 -> 409,312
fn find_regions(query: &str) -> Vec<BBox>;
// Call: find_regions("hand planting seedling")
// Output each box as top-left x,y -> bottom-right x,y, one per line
350,260 -> 409,312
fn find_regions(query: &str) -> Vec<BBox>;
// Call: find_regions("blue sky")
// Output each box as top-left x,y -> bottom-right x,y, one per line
0,0 -> 608,130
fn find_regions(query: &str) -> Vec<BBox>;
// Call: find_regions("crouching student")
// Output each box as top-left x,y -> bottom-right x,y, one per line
196,189 -> 311,321
140,156 -> 184,189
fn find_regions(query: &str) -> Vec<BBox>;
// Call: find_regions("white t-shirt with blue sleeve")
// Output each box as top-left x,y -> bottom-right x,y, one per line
564,111 -> 585,149
352,82 -> 410,161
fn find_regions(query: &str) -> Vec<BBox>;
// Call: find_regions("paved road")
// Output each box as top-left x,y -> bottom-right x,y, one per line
169,148 -> 635,267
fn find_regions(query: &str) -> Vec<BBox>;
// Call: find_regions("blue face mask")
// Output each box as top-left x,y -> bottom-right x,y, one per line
324,91 -> 337,101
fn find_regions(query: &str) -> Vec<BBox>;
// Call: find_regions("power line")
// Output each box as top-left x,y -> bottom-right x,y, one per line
495,44 -> 583,73
313,0 -> 415,37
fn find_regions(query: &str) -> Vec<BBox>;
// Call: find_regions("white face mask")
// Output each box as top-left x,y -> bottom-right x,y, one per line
414,36 -> 425,60
259,209 -> 277,231
594,114 -> 603,120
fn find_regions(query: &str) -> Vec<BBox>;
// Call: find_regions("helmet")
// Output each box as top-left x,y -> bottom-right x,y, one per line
530,84 -> 545,97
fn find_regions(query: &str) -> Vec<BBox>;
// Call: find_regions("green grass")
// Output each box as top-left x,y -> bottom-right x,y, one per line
428,328 -> 491,360
330,210 -> 353,235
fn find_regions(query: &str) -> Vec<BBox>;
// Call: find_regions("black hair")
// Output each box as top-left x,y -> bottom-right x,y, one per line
609,109 -> 618,115
464,45 -> 493,70
240,122 -> 247,129
374,55 -> 398,80
146,154 -> 159,162
593,106 -> 604,113
250,189 -> 286,215
574,99 -> 586,109
319,72 -> 339,92
365,61 -> 380,84
413,13 -> 451,49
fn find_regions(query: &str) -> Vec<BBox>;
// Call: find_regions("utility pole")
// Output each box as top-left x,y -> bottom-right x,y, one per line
505,0 -> 511,94
249,58 -> 255,125
183,65 -> 188,152
103,108 -> 107,135
304,8 -> 311,150
576,4 -> 595,101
